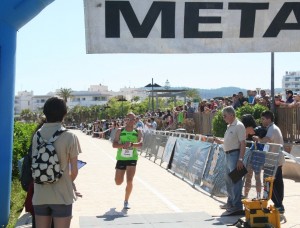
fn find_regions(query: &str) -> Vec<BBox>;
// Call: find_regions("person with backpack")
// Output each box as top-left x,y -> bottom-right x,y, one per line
112,112 -> 143,209
31,97 -> 82,228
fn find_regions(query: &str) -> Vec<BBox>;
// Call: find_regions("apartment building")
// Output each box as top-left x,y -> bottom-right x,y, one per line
14,84 -> 147,114
282,71 -> 300,95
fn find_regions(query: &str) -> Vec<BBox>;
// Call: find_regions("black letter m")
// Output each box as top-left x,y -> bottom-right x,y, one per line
105,1 -> 175,38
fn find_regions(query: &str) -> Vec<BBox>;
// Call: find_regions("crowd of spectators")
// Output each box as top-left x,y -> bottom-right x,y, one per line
72,89 -> 299,139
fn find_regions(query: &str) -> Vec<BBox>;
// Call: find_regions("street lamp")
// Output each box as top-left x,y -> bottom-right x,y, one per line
145,78 -> 161,112
117,96 -> 127,119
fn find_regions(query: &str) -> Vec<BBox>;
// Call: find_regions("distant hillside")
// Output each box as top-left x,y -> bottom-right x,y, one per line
195,87 -> 282,99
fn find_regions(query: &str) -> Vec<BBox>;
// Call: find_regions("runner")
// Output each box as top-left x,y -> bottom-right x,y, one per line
112,112 -> 143,209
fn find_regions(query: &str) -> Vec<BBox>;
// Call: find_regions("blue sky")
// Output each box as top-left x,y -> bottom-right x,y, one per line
15,0 -> 300,95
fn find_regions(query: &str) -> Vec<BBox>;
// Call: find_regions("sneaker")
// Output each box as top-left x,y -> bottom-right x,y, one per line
276,206 -> 285,214
220,203 -> 232,209
123,201 -> 130,209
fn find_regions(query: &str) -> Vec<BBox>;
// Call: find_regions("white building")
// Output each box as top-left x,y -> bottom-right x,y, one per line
14,91 -> 34,114
68,91 -> 111,109
32,94 -> 54,112
88,84 -> 109,92
14,84 -> 148,114
282,71 -> 300,95
118,86 -> 148,101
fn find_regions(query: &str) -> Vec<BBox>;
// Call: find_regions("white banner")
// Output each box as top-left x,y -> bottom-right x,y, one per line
84,0 -> 300,53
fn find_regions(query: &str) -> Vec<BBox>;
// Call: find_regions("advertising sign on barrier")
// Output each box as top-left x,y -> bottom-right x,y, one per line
201,145 -> 227,196
154,135 -> 169,162
171,138 -> 193,178
162,136 -> 177,164
183,140 -> 212,186
148,135 -> 168,160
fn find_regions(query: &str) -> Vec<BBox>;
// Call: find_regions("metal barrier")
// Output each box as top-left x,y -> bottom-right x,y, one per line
243,144 -> 281,200
140,131 -> 295,199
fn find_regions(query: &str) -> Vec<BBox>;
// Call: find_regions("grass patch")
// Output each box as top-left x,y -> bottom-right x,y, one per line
6,179 -> 27,228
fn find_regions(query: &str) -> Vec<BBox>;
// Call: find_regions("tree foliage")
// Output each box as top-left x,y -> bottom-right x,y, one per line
185,89 -> 201,101
57,88 -> 73,102
12,122 -> 37,178
212,104 -> 269,137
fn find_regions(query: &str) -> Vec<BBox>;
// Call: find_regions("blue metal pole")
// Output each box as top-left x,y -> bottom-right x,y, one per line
0,0 -> 55,225
0,22 -> 17,226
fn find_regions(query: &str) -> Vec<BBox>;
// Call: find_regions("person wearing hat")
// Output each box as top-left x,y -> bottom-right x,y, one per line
285,90 -> 294,104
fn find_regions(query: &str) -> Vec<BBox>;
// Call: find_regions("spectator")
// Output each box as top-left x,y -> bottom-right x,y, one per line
247,90 -> 255,104
251,90 -> 259,105
274,95 -> 285,108
260,90 -> 267,98
31,97 -> 81,228
232,94 -> 241,109
198,99 -> 207,113
238,91 -> 248,106
214,106 -> 246,213
135,116 -> 144,131
285,90 -> 294,104
174,106 -> 185,128
241,114 -> 266,199
145,117 -> 157,131
186,101 -> 195,118
290,94 -> 300,107
252,110 -> 285,214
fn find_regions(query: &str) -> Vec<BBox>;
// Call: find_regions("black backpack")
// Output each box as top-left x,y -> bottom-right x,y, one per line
19,144 -> 33,192
31,128 -> 66,184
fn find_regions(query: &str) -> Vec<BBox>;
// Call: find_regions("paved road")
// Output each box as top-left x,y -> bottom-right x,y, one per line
16,130 -> 300,227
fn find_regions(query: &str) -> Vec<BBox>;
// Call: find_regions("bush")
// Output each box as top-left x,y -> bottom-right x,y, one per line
212,110 -> 227,137
12,122 -> 37,178
212,104 -> 268,137
236,104 -> 268,125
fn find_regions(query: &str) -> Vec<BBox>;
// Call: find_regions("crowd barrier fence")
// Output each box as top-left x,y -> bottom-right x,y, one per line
139,131 -> 297,200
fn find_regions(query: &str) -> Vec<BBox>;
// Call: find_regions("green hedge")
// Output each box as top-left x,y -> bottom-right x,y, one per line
12,122 -> 37,178
212,104 -> 268,137
4,122 -> 38,227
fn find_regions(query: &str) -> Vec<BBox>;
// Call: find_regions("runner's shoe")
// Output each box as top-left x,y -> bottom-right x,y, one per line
124,201 -> 130,209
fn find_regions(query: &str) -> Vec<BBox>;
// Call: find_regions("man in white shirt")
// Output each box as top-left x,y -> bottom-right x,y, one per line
253,110 -> 285,214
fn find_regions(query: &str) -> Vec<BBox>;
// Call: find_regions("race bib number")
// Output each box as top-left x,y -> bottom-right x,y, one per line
121,149 -> 133,158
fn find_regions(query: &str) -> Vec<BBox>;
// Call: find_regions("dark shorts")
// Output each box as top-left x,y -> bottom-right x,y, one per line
33,204 -> 72,217
115,160 -> 137,170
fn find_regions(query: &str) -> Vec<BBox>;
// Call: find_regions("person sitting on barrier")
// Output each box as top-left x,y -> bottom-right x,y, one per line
214,106 -> 246,213
112,112 -> 143,210
241,114 -> 267,199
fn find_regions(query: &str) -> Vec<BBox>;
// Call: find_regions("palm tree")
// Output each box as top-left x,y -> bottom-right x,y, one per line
185,89 -> 201,101
57,88 -> 73,102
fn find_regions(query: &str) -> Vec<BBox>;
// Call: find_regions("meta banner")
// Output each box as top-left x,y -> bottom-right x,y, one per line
84,0 -> 300,53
